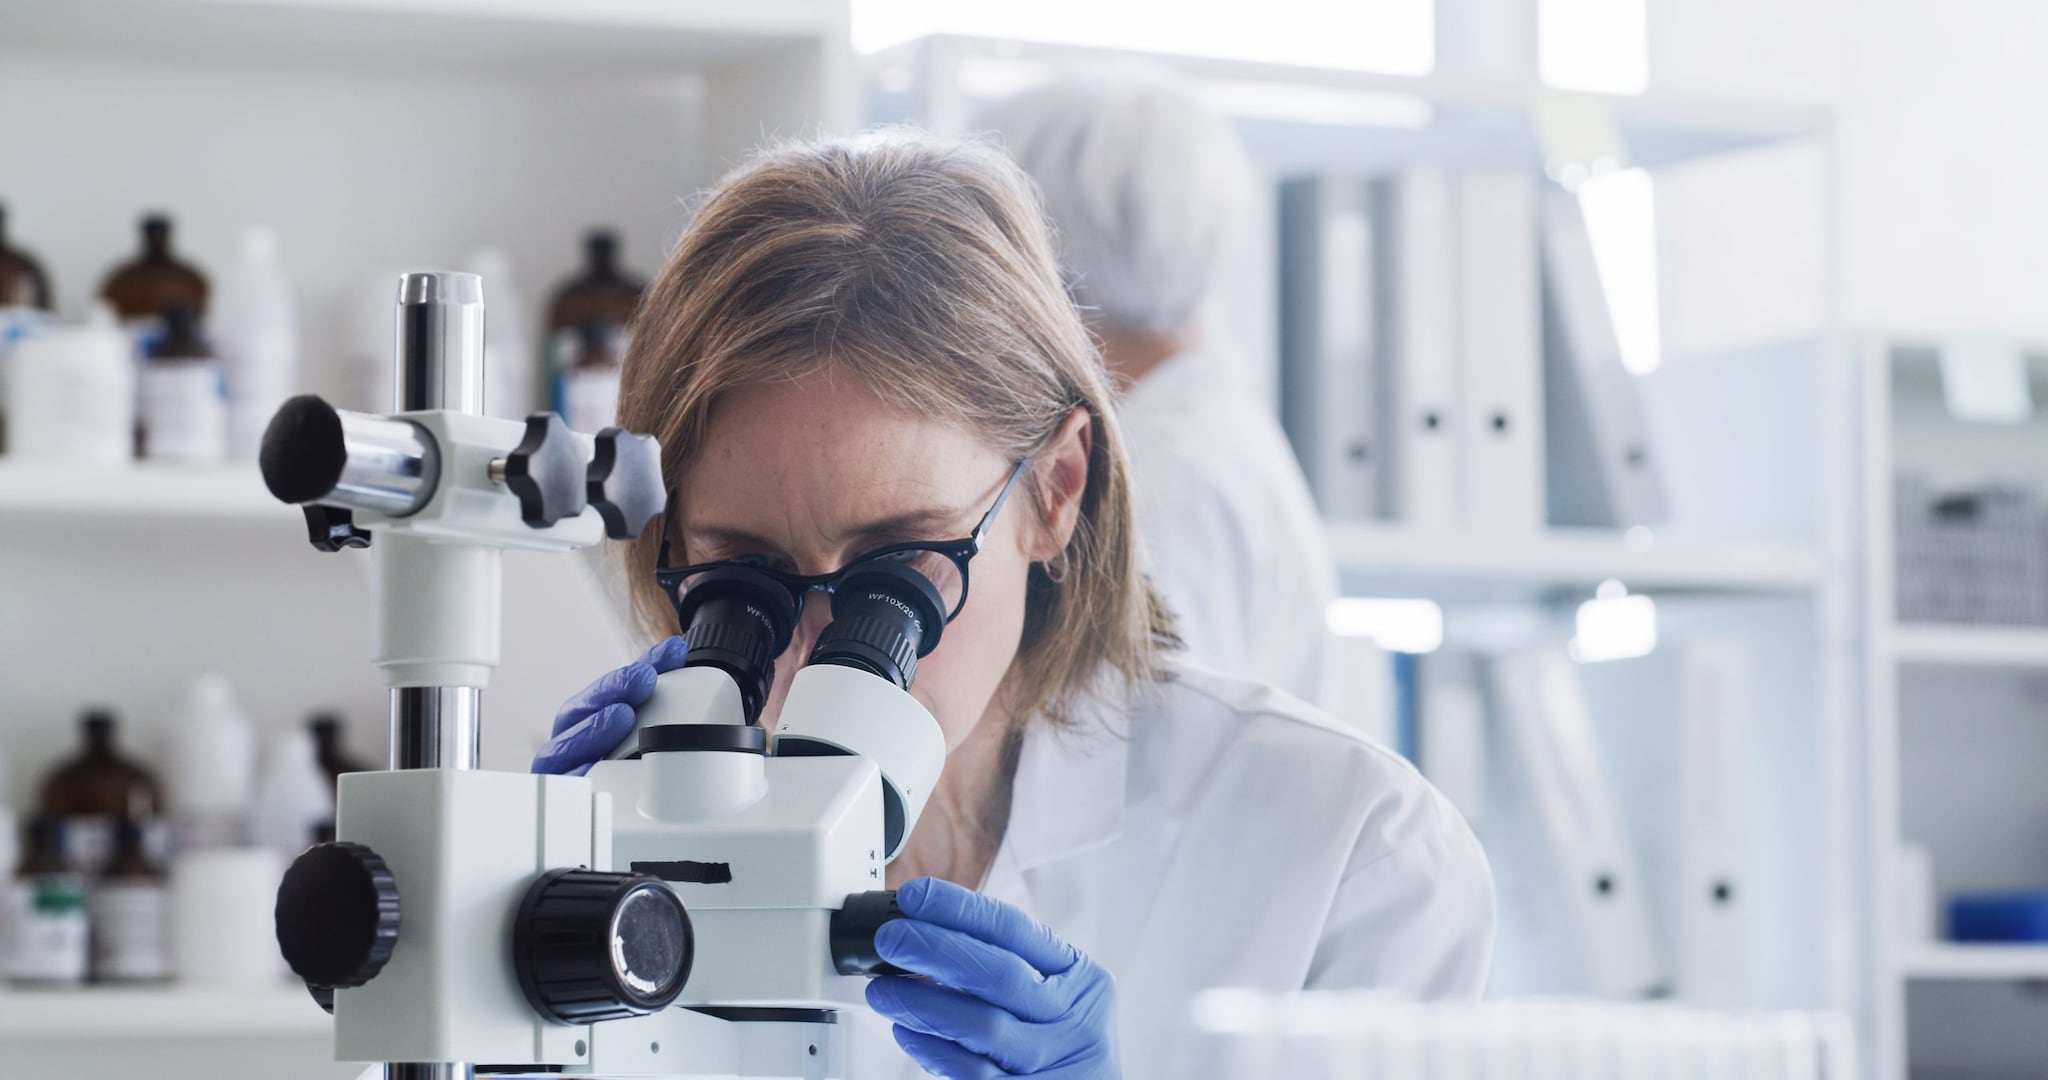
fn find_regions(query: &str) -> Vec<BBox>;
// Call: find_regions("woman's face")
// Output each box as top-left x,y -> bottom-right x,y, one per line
671,369 -> 1085,750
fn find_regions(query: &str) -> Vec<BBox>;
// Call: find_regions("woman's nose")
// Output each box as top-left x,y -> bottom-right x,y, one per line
785,588 -> 834,664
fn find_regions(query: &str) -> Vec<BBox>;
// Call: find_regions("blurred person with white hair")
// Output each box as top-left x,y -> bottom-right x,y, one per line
981,79 -> 1340,708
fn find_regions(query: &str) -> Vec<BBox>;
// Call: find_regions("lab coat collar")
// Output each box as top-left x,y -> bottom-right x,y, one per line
1003,690 -> 1135,871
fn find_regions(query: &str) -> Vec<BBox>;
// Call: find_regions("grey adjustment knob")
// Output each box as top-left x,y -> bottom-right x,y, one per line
587,428 -> 667,540
502,413 -> 589,528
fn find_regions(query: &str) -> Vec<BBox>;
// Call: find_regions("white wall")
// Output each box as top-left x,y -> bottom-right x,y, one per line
1651,0 -> 2048,341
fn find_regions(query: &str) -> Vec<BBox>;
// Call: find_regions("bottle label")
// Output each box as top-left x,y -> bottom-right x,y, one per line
0,305 -> 50,354
120,314 -> 164,363
5,879 -> 90,984
139,361 -> 229,464
68,815 -> 115,876
565,367 -> 621,434
91,881 -> 170,981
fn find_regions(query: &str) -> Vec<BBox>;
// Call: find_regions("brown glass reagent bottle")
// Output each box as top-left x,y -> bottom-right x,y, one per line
38,710 -> 165,876
100,213 -> 209,323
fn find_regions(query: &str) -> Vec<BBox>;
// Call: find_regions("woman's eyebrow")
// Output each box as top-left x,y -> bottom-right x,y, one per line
685,504 -> 972,553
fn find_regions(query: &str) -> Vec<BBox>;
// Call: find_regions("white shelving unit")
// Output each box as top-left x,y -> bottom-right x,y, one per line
864,28 -> 1860,1057
1891,623 -> 2048,668
1862,335 -> 2048,1080
0,983 -> 329,1040
1327,522 -> 1823,598
0,462 -> 278,524
1898,944 -> 2048,983
0,4 -> 852,1078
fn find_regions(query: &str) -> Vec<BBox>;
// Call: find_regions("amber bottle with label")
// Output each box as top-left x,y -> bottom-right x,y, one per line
308,713 -> 372,784
0,203 -> 53,311
545,230 -> 643,414
6,816 -> 89,986
100,213 -> 209,328
90,817 -> 170,983
37,710 -> 165,876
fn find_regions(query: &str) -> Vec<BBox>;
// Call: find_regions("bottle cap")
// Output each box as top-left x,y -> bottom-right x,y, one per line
191,672 -> 237,714
82,709 -> 117,740
142,214 -> 172,241
585,229 -> 619,266
240,226 -> 279,262
464,246 -> 512,283
308,712 -> 343,739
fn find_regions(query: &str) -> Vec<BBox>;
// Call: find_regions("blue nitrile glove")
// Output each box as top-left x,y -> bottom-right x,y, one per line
531,637 -> 690,775
866,877 -> 1119,1079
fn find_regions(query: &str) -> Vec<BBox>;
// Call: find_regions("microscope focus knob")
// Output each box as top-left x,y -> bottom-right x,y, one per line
514,869 -> 693,1025
274,841 -> 401,1001
586,428 -> 666,540
503,413 -> 589,528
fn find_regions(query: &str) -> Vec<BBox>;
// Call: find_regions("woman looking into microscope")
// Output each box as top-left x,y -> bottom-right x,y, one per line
532,130 -> 1494,1079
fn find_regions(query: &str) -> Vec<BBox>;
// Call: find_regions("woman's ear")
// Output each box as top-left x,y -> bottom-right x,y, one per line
1028,406 -> 1093,561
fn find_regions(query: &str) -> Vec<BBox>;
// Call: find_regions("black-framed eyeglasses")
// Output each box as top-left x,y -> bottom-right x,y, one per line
656,457 -> 1032,629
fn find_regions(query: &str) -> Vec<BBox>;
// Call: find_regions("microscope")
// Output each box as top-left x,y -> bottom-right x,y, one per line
260,272 -> 947,1080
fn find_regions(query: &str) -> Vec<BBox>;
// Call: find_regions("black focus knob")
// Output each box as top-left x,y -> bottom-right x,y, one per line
831,890 -> 907,977
275,841 -> 401,1002
503,413 -> 588,528
586,427 -> 666,540
514,869 -> 692,1025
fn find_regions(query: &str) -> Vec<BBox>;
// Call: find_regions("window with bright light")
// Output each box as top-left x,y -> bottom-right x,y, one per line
851,0 -> 1438,76
1578,168 -> 1662,375
1538,0 -> 1649,94
1326,598 -> 1445,655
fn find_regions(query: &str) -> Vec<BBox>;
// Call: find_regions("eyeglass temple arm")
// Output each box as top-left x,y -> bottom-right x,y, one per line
973,458 -> 1033,546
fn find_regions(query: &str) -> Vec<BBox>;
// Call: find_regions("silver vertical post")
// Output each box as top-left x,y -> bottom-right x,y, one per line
385,1065 -> 476,1080
394,271 -> 486,414
386,271 -> 486,1080
388,687 -> 481,771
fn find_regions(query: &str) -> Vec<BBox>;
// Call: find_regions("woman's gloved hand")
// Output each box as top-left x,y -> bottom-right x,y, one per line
530,637 -> 689,775
866,877 -> 1119,1079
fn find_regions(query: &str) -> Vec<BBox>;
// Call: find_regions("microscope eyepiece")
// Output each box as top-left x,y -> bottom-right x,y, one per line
674,565 -> 798,725
808,557 -> 949,690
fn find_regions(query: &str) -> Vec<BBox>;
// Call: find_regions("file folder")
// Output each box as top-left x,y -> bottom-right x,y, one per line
1671,642 -> 1753,1005
1539,187 -> 1669,528
1373,168 -> 1462,528
1278,176 -> 1380,520
1488,646 -> 1667,996
1455,171 -> 1545,535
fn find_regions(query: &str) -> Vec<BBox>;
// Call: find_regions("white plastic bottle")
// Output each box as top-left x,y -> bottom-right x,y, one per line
253,728 -> 331,858
211,227 -> 298,459
166,673 -> 257,851
5,318 -> 134,465
349,268 -> 408,412
464,247 -> 534,421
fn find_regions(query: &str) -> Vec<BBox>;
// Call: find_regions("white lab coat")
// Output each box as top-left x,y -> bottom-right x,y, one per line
1116,345 -> 1340,708
842,662 -> 1497,1078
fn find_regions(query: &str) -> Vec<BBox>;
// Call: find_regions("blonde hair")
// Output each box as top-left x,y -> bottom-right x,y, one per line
617,130 -> 1174,728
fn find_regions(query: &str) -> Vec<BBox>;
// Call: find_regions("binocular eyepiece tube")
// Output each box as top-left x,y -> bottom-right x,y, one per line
673,558 -> 951,724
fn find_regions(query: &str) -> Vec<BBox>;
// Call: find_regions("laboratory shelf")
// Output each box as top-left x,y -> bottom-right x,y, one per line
1326,522 -> 1823,599
0,462 -> 284,526
1891,624 -> 2048,667
0,982 -> 330,1040
1897,944 -> 2048,982
0,0 -> 845,74
868,33 -> 1830,173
